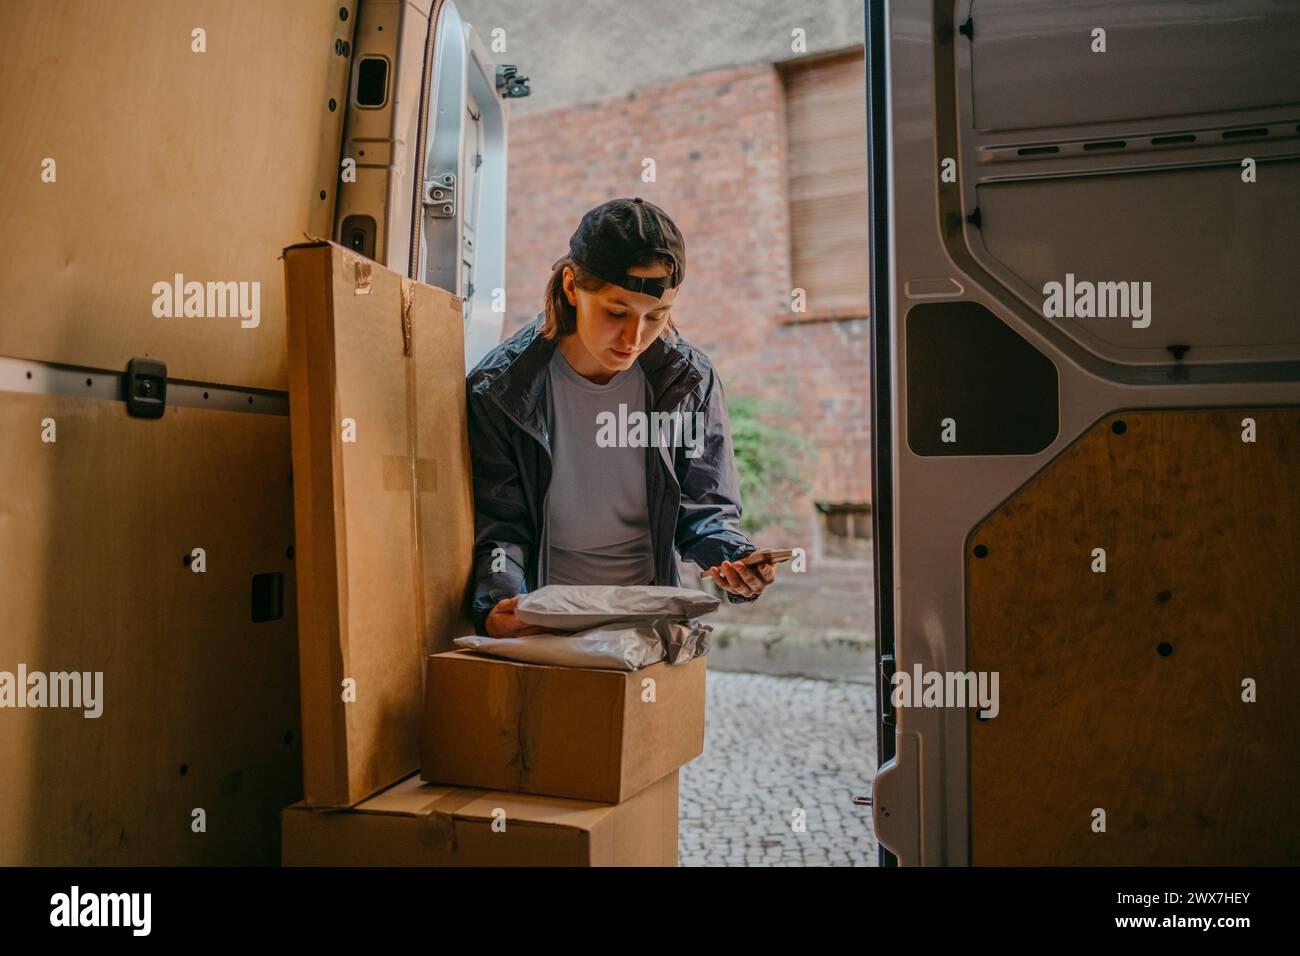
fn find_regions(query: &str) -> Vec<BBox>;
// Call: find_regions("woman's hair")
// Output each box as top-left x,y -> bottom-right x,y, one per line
540,254 -> 680,341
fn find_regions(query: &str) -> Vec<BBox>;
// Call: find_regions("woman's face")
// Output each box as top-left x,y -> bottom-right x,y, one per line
562,262 -> 677,380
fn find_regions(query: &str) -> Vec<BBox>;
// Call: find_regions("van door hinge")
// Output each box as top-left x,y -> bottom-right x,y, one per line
496,64 -> 531,99
966,206 -> 982,229
879,652 -> 896,726
423,172 -> 456,217
958,16 -> 973,40
124,357 -> 166,418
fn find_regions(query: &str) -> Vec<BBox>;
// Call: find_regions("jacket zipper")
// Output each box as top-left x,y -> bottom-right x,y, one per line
649,364 -> 699,585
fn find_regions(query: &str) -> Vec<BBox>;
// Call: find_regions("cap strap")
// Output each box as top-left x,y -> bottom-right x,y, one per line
619,274 -> 669,298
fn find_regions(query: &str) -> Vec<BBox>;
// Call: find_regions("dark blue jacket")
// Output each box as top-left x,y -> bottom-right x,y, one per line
465,316 -> 760,635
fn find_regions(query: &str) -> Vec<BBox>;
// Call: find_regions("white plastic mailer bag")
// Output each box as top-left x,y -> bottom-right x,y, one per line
514,584 -> 720,631
453,618 -> 713,671
657,617 -> 712,665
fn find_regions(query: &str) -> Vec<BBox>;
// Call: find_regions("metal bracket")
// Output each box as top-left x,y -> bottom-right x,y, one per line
879,652 -> 896,727
124,357 -> 166,418
423,173 -> 456,218
495,64 -> 531,99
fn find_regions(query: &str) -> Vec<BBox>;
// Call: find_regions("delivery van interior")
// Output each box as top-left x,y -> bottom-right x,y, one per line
1,0 -> 1296,889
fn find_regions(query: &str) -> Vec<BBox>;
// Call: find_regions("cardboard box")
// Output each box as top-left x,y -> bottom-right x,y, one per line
422,650 -> 707,803
284,241 -> 475,807
282,769 -> 680,866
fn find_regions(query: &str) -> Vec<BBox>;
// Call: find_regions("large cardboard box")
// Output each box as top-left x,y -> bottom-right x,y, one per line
284,241 -> 475,808
422,651 -> 707,803
282,769 -> 680,866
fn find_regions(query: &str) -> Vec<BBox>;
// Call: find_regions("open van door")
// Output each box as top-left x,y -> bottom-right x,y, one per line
869,0 -> 1300,866
334,0 -> 523,371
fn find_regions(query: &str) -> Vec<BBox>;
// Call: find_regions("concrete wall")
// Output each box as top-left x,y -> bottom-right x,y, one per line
455,0 -> 866,117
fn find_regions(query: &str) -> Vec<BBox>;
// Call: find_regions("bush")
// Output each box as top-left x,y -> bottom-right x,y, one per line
726,393 -> 815,535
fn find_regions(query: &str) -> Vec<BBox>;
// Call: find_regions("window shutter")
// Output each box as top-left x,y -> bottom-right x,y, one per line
781,49 -> 870,320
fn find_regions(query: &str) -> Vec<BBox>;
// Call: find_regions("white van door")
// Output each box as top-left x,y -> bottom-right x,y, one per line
417,2 -> 519,370
336,0 -> 525,370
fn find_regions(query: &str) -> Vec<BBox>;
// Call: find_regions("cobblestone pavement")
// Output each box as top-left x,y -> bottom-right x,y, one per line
679,670 -> 879,866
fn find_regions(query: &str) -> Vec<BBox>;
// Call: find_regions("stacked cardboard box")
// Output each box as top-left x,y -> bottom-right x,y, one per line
279,241 -> 699,866
283,770 -> 680,867
422,650 -> 706,803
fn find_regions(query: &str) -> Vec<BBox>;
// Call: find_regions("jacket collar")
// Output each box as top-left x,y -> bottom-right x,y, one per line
484,320 -> 553,439
485,316 -> 702,441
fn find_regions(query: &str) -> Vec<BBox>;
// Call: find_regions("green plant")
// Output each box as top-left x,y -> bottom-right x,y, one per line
727,393 -> 814,535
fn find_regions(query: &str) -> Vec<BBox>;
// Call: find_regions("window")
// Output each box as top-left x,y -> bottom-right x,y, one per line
779,49 -> 870,322
817,501 -> 872,559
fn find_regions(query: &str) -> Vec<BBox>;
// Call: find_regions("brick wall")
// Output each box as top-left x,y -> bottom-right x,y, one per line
503,61 -> 872,551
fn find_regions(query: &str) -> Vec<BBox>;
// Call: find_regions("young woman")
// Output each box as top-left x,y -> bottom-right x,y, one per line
465,197 -> 778,638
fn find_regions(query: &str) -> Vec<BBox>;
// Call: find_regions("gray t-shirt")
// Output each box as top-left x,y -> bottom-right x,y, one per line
542,348 -> 656,588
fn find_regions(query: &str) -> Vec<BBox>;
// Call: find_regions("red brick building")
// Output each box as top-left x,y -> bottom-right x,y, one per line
503,49 -> 871,557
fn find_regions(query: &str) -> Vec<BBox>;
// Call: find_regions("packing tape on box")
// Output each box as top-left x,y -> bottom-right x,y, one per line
400,275 -> 430,683
354,258 -> 373,296
381,455 -> 437,492
399,274 -> 414,353
501,667 -> 547,789
412,788 -> 482,851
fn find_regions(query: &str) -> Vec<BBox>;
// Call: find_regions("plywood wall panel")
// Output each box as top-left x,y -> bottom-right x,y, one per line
0,0 -> 355,390
968,408 -> 1300,865
0,391 -> 301,864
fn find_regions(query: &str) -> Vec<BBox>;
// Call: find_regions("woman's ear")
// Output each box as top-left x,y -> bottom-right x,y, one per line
561,265 -> 577,306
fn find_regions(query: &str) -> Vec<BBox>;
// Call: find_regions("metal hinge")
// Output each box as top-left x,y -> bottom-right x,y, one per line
879,652 -> 896,726
496,64 -> 531,99
423,173 -> 456,217
958,16 -> 973,39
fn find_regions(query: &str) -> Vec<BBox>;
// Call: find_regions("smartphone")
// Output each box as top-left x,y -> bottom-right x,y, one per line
697,548 -> 796,578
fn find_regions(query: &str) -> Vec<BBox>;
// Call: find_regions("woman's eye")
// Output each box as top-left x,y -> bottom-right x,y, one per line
607,309 -> 667,321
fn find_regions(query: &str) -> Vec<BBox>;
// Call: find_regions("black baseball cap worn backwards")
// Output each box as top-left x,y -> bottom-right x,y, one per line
551,197 -> 686,300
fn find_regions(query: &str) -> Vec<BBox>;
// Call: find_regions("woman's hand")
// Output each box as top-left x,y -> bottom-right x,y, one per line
485,595 -> 549,638
705,558 -> 777,599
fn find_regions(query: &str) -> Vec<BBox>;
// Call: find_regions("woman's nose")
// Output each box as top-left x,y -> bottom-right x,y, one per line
620,318 -> 641,349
